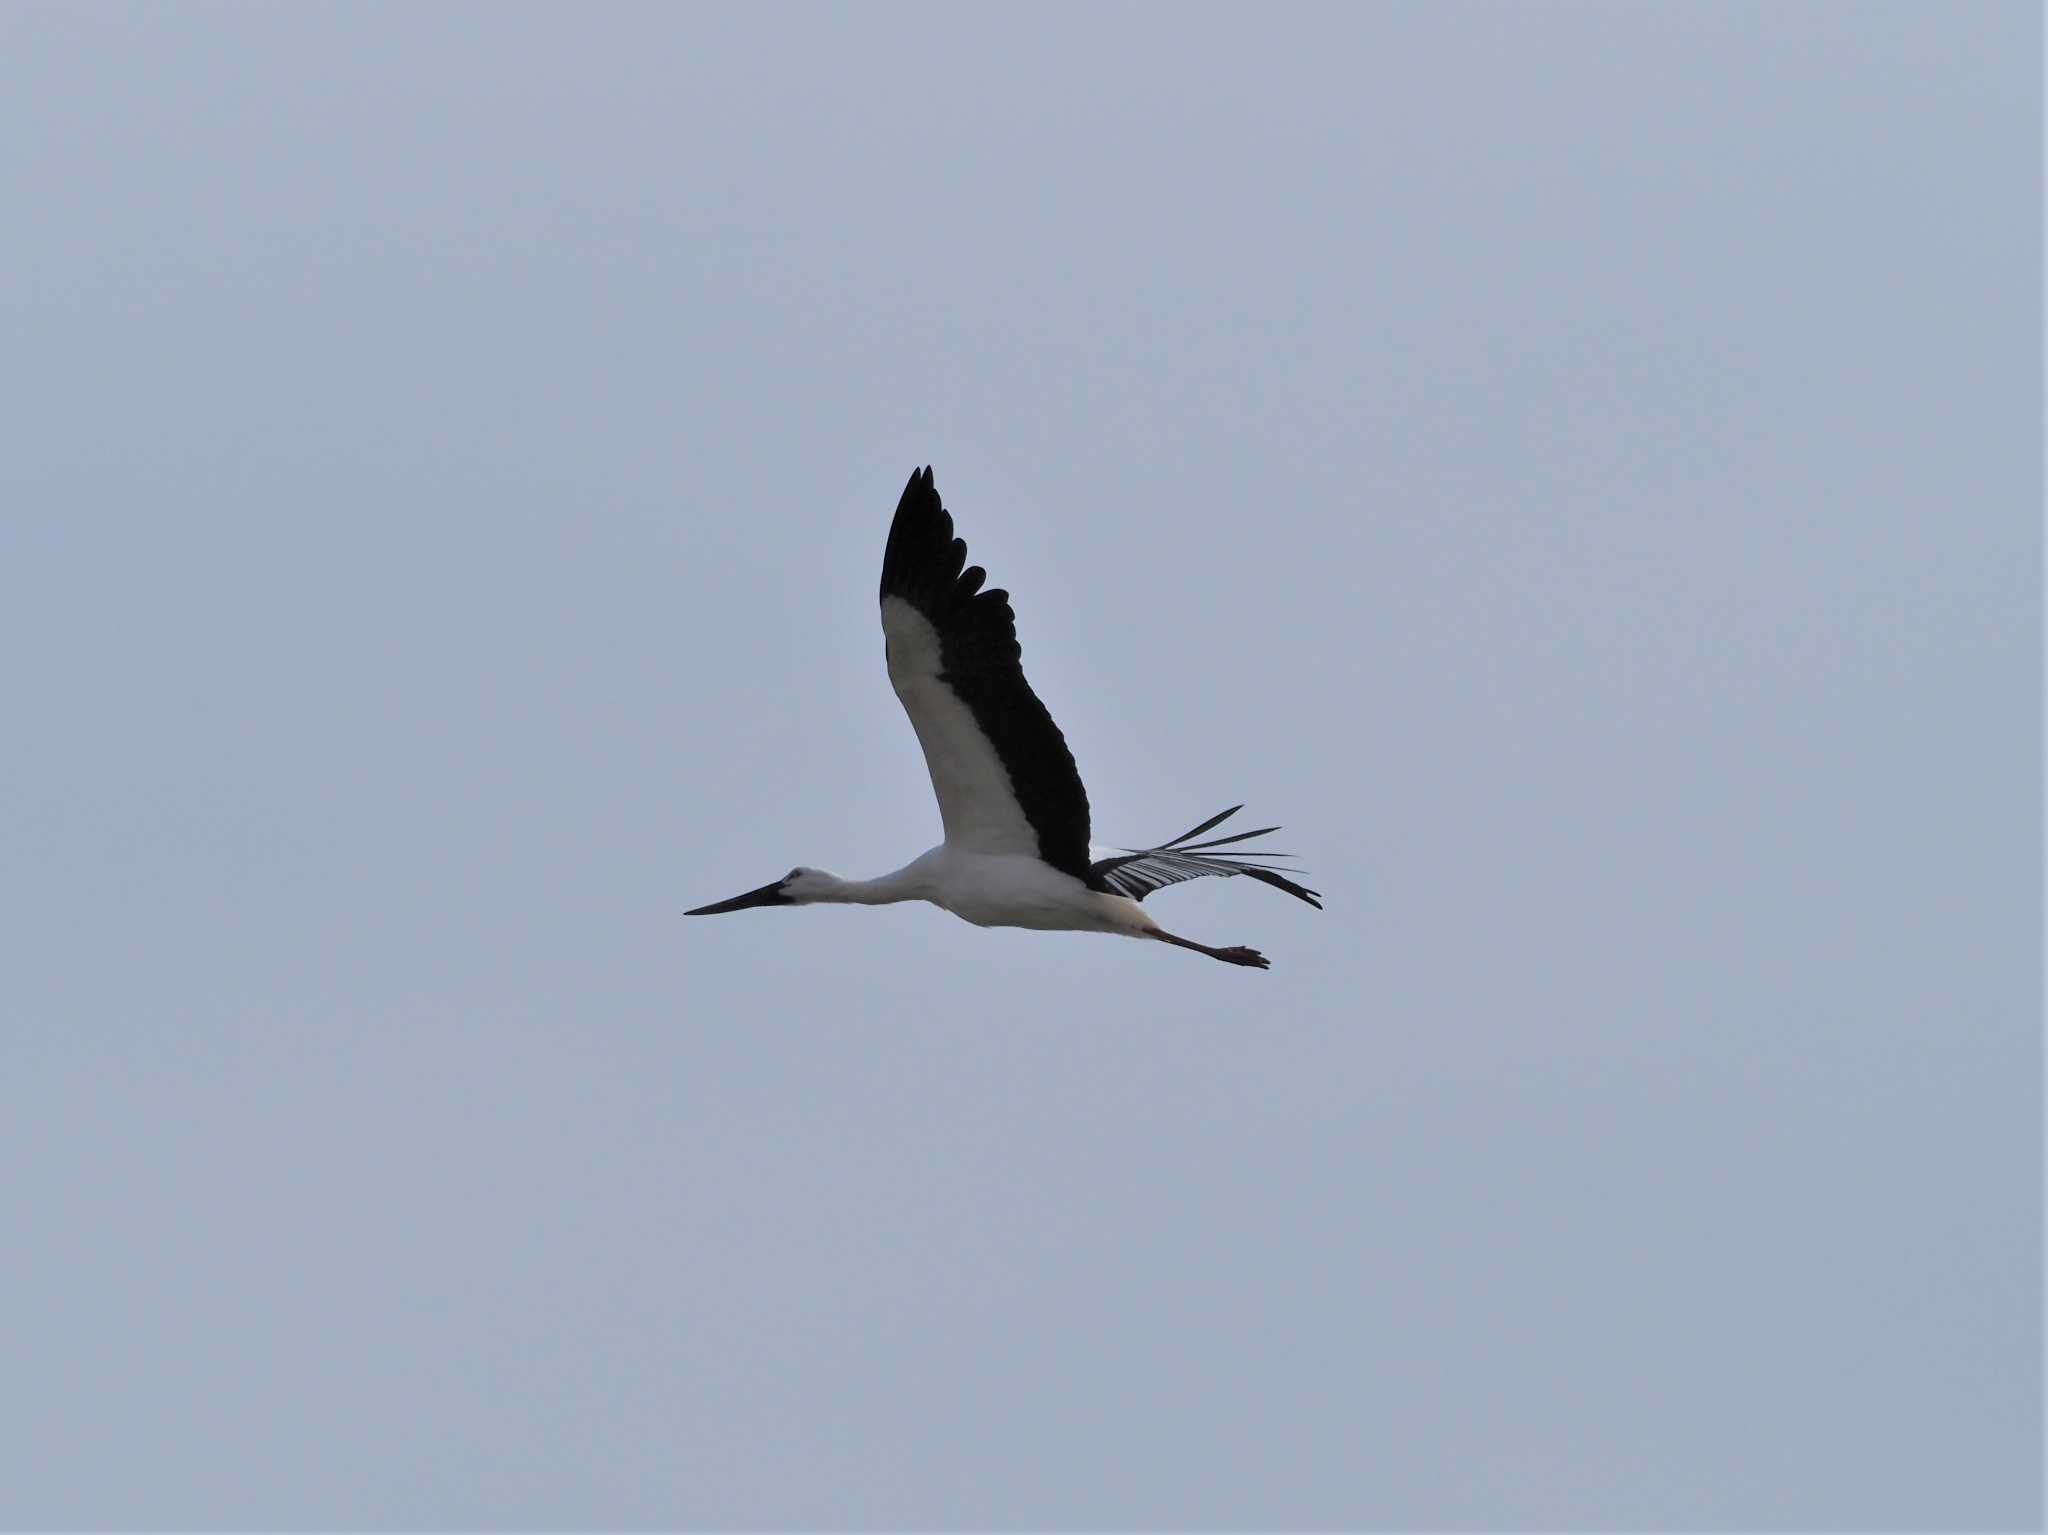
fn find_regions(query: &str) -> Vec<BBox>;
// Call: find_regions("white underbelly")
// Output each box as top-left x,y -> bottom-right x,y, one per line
923,851 -> 1149,934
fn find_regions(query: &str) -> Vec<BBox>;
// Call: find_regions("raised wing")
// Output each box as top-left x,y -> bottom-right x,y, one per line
878,467 -> 1093,876
1088,805 -> 1323,908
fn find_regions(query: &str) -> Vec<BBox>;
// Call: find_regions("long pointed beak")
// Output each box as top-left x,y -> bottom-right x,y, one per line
685,880 -> 789,916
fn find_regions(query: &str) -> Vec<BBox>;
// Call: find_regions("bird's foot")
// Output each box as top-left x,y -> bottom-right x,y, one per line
1215,945 -> 1270,969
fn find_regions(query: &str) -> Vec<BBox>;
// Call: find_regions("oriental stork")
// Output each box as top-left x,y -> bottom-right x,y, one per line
687,467 -> 1320,967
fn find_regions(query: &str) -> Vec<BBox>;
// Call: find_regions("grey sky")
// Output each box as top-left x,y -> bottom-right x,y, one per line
1,1 -> 2038,1527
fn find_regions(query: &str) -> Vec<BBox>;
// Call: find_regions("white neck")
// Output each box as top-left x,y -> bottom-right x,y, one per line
801,866 -> 923,906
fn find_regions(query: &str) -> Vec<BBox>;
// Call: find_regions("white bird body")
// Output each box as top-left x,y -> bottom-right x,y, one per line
688,467 -> 1319,968
785,848 -> 1159,935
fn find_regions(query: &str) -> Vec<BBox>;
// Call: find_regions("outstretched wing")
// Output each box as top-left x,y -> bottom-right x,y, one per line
1088,805 -> 1323,908
878,467 -> 1093,877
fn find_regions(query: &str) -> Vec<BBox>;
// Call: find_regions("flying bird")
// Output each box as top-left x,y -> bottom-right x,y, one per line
687,467 -> 1320,967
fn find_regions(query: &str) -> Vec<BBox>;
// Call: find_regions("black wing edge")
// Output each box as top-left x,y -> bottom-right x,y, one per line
879,468 -> 1012,650
878,466 -> 1093,877
1087,804 -> 1324,908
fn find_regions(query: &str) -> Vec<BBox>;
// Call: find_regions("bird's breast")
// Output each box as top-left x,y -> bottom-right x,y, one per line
925,851 -> 1116,932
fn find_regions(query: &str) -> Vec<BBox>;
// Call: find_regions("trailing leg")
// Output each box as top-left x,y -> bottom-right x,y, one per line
1148,928 -> 1271,969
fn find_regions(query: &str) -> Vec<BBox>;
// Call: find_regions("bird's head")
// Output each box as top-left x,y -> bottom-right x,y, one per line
686,866 -> 837,915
